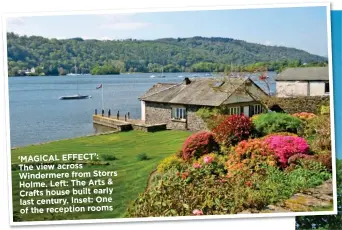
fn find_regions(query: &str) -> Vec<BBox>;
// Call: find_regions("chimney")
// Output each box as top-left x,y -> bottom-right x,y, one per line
184,77 -> 191,85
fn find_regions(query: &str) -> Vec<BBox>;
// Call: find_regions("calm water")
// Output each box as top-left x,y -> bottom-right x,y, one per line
8,72 -> 276,147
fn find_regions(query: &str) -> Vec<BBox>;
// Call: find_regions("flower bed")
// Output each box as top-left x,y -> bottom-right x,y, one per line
126,111 -> 332,217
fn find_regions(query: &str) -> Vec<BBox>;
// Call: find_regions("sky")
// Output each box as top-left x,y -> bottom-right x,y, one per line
7,6 -> 328,56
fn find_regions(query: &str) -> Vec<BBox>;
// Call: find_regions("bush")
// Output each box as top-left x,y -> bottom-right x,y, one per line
126,163 -> 331,217
251,114 -> 262,122
262,132 -> 298,139
196,107 -> 221,121
304,115 -> 331,152
212,114 -> 253,148
313,153 -> 332,172
252,112 -> 303,136
264,135 -> 310,168
287,153 -> 312,166
191,153 -> 227,178
157,154 -> 185,173
287,152 -> 332,173
295,159 -> 330,174
182,131 -> 217,161
292,112 -> 316,121
206,114 -> 229,130
258,165 -> 331,203
320,105 -> 330,115
136,153 -> 149,161
100,154 -> 118,161
126,173 -> 238,217
196,107 -> 230,130
226,138 -> 277,176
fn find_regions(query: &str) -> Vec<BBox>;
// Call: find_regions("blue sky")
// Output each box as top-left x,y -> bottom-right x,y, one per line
7,6 -> 328,56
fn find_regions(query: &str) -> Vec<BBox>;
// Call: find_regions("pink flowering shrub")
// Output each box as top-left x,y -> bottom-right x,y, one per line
193,162 -> 202,169
192,209 -> 203,215
203,155 -> 215,164
264,135 -> 310,168
182,131 -> 217,161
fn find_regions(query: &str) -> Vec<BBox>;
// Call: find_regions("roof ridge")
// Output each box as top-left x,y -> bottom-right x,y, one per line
220,77 -> 266,105
140,82 -> 182,100
220,77 -> 248,104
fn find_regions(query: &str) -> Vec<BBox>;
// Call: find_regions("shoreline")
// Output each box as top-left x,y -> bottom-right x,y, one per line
8,72 -> 221,77
11,129 -> 120,150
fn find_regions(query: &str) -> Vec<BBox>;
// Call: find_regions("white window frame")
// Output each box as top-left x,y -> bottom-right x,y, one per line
252,104 -> 264,115
228,106 -> 241,115
172,107 -> 187,120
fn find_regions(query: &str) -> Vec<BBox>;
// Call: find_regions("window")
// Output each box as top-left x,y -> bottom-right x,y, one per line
250,104 -> 264,116
228,107 -> 241,115
172,107 -> 186,120
325,82 -> 330,94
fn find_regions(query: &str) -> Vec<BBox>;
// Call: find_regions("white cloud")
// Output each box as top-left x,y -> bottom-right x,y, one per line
101,22 -> 150,30
81,36 -> 91,40
101,36 -> 112,40
7,17 -> 26,32
7,17 -> 25,26
264,40 -> 272,46
98,13 -> 151,31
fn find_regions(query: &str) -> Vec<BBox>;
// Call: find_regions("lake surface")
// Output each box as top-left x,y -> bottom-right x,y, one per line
8,72 -> 276,147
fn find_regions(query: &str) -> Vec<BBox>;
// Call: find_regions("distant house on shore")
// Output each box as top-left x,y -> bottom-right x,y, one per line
139,77 -> 267,131
275,67 -> 329,97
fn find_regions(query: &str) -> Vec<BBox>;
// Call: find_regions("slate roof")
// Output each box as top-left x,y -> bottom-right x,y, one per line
139,77 -> 264,106
275,67 -> 329,81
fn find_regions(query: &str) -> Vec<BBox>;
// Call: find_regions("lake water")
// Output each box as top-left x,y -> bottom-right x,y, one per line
8,72 -> 276,147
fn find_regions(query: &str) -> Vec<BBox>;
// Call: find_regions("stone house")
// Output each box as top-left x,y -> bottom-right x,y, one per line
139,77 -> 267,131
275,67 -> 329,97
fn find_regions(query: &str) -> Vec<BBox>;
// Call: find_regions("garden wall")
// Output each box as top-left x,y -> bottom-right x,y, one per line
262,96 -> 329,114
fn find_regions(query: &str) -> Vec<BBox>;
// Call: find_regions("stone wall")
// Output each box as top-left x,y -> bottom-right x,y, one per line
144,102 -> 206,131
145,102 -> 172,126
132,124 -> 167,132
187,105 -> 207,131
262,96 -> 330,114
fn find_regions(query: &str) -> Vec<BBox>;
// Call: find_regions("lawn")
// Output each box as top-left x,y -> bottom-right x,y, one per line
11,130 -> 191,222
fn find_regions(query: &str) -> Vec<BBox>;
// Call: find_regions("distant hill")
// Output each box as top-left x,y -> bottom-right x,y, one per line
6,33 -> 327,76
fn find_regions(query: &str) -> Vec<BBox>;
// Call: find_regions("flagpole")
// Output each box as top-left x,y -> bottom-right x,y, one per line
101,83 -> 104,110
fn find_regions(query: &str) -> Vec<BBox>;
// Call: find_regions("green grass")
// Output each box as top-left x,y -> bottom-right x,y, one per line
11,130 -> 191,222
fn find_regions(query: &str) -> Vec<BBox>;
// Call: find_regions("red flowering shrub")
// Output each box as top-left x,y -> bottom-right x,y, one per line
182,131 -> 217,161
226,138 -> 277,176
212,114 -> 253,147
264,135 -> 310,168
